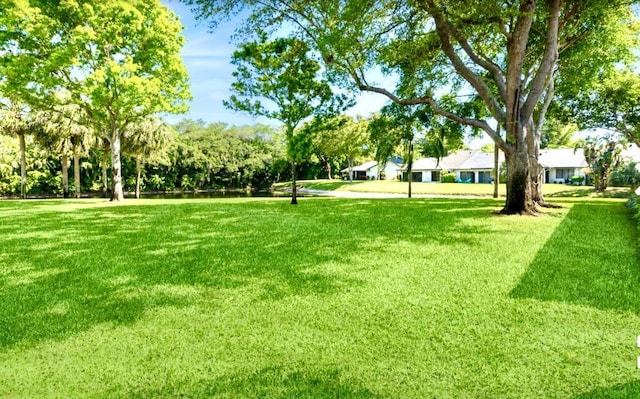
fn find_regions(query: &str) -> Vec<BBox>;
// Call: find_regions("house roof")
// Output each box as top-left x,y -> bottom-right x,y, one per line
340,160 -> 377,173
387,156 -> 403,166
411,157 -> 443,171
398,147 -> 597,173
342,157 -> 404,173
455,151 -> 504,170
408,150 -> 503,171
539,148 -> 587,169
440,150 -> 477,170
621,144 -> 640,163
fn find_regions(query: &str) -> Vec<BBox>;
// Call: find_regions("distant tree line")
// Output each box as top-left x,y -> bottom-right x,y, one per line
0,117 -> 382,197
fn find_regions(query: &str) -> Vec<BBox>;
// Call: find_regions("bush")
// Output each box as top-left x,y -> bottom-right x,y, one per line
441,172 -> 456,183
570,175 -> 585,185
610,162 -> 640,188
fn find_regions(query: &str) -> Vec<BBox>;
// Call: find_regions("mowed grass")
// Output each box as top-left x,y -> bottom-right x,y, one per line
293,179 -> 631,198
0,197 -> 639,398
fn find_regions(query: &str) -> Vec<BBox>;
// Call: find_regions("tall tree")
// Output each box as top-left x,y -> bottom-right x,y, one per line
184,0 -> 638,214
0,0 -> 191,201
0,100 -> 40,199
37,102 -> 94,198
225,34 -> 343,204
370,106 -> 421,198
575,135 -> 624,192
122,117 -> 171,199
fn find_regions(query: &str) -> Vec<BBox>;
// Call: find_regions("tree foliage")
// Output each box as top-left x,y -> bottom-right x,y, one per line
183,0 -> 639,214
575,135 -> 624,192
225,34 -> 345,204
0,0 -> 191,201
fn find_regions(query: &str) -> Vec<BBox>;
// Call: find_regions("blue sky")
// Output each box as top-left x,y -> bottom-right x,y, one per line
162,0 -> 389,127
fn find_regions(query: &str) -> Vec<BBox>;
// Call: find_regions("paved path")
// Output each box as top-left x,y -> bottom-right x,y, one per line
297,188 -> 486,199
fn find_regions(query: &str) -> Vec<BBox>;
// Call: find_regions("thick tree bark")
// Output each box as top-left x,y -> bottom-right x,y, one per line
503,148 -> 535,214
18,133 -> 26,200
61,152 -> 69,198
73,142 -> 81,199
290,161 -> 298,205
135,156 -> 142,199
110,130 -> 125,201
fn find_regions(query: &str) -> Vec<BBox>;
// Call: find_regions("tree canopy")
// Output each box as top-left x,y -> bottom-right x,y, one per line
184,0 -> 639,213
226,34 -> 346,204
0,0 -> 191,200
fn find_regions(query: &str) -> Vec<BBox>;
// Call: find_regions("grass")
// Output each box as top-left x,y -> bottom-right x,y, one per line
289,179 -> 631,198
0,197 -> 639,398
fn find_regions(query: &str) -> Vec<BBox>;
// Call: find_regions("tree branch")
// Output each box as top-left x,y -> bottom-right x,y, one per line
447,23 -> 508,102
425,3 -> 505,122
356,81 -> 508,152
521,0 -> 561,120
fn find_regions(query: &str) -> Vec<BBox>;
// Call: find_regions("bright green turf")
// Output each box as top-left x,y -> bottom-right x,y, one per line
290,180 -> 630,198
0,197 -> 639,398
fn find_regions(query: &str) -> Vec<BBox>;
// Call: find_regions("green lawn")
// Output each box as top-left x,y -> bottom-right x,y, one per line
0,197 -> 639,398
291,179 -> 631,198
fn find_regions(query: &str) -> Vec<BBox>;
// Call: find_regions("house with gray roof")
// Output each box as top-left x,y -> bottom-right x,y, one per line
340,157 -> 403,181
403,150 -> 504,183
350,146 -> 640,185
539,148 -> 588,184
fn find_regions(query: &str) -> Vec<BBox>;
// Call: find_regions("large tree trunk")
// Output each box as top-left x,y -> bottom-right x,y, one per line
18,132 -> 26,199
135,156 -> 142,199
348,158 -> 353,183
73,141 -> 81,199
110,130 -> 125,201
503,148 -> 535,215
102,141 -> 110,198
290,161 -> 298,205
61,152 -> 69,199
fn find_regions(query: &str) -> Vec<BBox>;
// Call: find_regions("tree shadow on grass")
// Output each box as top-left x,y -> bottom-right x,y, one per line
510,202 -> 640,314
572,379 -> 640,399
126,367 -> 380,399
0,198 -> 500,350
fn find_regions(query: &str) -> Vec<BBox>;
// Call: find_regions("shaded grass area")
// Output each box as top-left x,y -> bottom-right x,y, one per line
511,201 -> 640,313
0,197 -> 639,398
292,179 -> 631,198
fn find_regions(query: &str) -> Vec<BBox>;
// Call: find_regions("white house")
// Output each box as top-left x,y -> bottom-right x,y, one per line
402,150 -> 504,183
539,148 -> 588,184
341,157 -> 403,181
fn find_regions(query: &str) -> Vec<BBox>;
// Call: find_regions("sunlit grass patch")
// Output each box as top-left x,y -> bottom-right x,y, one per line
294,179 -> 631,198
0,197 -> 638,397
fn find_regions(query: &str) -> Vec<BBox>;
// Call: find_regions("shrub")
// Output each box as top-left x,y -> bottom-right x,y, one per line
570,175 -> 585,185
610,162 -> 640,188
441,172 -> 456,183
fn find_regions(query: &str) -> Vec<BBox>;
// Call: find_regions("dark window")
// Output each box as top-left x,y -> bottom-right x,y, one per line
431,171 -> 441,182
478,171 -> 492,183
555,168 -> 573,179
459,171 -> 475,183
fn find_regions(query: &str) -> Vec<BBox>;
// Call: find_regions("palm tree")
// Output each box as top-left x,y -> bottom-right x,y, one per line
122,117 -> 172,199
38,103 -> 95,198
0,100 -> 40,199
